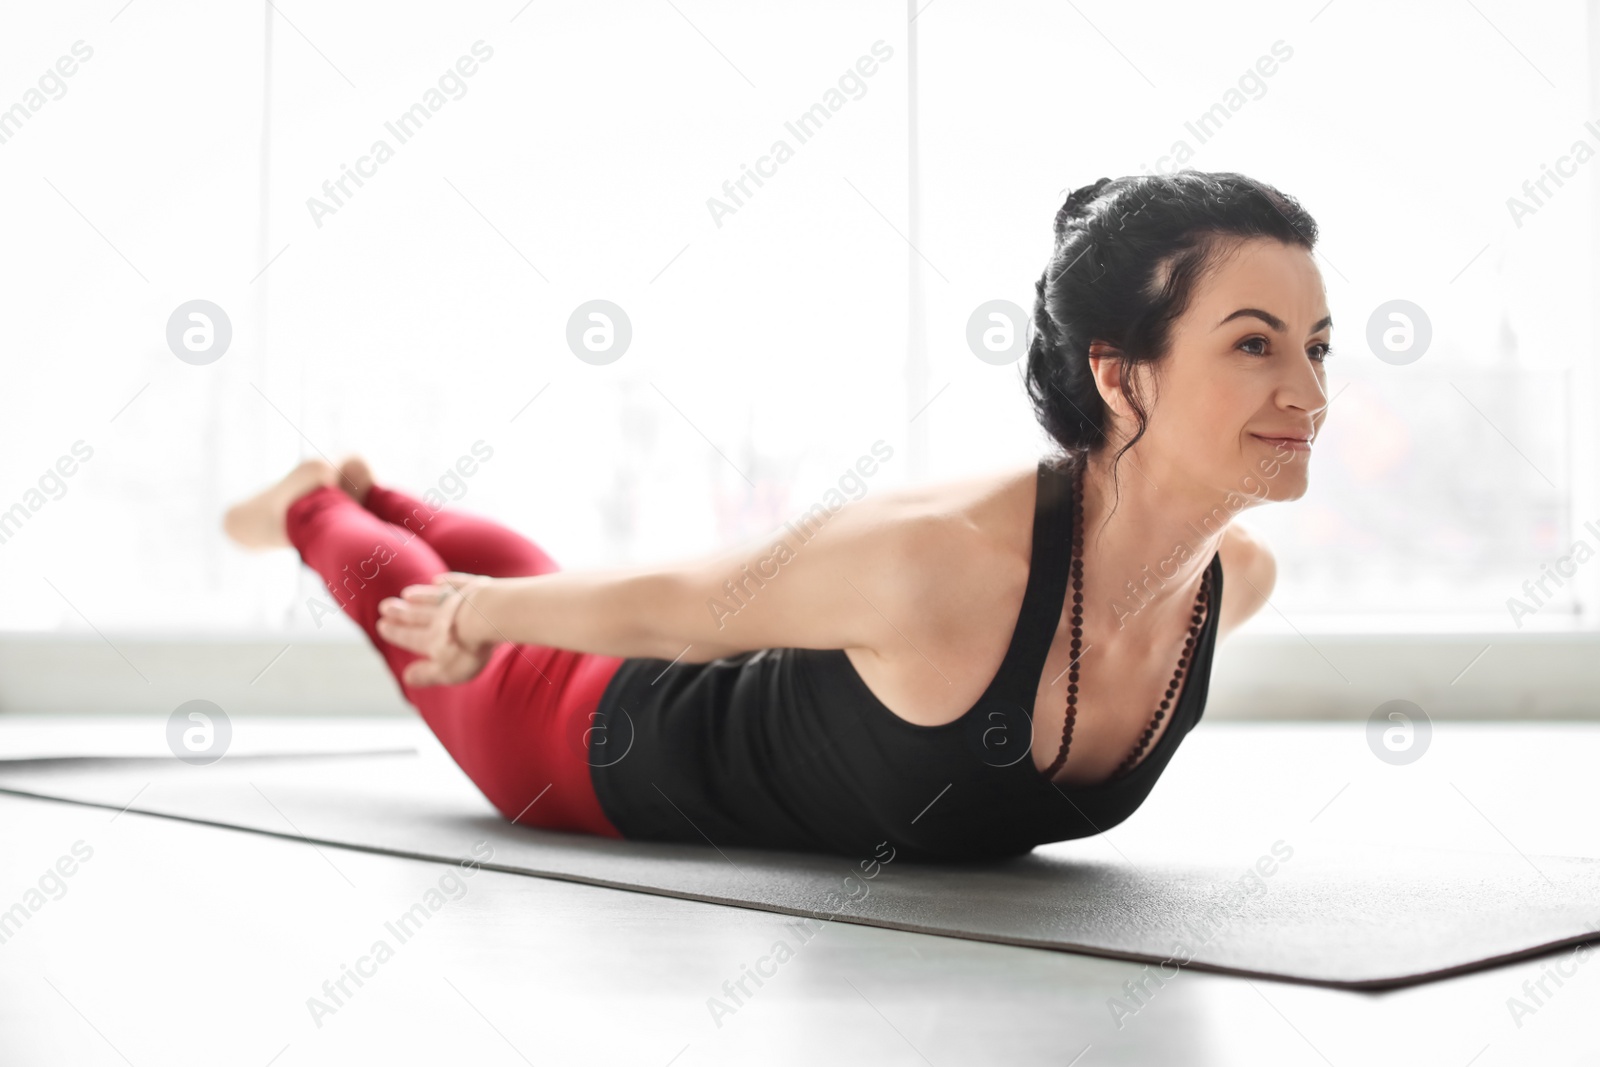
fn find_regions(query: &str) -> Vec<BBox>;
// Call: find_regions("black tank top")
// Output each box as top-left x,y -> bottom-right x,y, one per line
585,455 -> 1224,863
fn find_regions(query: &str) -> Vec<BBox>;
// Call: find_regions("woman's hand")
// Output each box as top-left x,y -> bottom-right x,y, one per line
376,571 -> 499,687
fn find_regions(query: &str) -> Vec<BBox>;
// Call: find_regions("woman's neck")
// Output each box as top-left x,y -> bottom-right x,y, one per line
1075,448 -> 1229,634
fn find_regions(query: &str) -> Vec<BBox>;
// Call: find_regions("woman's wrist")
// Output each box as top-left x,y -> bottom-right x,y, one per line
450,576 -> 499,651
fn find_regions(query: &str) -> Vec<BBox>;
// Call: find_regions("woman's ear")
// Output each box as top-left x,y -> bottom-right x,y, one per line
1086,341 -> 1126,416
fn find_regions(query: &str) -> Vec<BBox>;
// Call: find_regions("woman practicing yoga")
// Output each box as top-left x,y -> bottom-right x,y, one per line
223,170 -> 1329,862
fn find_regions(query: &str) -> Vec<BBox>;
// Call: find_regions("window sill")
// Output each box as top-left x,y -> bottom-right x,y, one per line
3,630 -> 1599,721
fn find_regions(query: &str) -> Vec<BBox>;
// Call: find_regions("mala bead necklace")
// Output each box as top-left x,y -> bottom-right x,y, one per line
1042,459 -> 1212,782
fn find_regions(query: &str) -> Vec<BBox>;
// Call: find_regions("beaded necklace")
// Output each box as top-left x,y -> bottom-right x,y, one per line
1041,458 -> 1212,782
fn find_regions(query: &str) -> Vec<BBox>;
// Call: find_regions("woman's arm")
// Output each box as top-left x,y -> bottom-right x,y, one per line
442,497 -> 933,664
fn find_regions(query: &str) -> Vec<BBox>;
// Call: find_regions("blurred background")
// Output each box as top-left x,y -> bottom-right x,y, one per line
1,0 -> 1595,719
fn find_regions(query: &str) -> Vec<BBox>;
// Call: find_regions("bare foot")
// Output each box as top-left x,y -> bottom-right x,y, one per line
223,458 -> 339,550
337,454 -> 375,505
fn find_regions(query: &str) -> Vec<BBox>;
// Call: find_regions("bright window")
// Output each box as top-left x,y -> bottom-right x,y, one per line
0,0 -> 1592,640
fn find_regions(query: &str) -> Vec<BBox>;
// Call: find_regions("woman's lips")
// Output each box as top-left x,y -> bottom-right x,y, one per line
1252,434 -> 1311,452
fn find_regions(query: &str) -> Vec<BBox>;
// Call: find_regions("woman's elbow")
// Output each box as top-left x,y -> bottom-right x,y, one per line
625,572 -> 747,663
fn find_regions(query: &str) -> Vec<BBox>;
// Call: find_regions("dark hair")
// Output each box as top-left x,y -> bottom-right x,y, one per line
1023,170 -> 1319,506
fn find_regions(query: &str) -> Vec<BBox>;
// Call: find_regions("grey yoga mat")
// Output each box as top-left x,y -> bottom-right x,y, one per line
2,735 -> 1596,991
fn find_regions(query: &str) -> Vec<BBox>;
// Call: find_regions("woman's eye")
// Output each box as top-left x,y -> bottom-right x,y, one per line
1240,336 -> 1334,363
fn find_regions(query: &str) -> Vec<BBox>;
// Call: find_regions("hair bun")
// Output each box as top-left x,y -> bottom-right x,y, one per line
1055,177 -> 1113,237
1070,177 -> 1113,210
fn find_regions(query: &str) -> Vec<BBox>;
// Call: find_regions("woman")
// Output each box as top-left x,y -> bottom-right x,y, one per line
224,170 -> 1329,863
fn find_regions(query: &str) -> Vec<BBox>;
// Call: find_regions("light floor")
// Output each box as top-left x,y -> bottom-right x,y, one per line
1,717 -> 1597,1066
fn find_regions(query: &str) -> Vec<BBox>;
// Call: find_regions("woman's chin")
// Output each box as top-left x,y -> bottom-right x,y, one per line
1255,470 -> 1309,502
1227,461 -> 1309,504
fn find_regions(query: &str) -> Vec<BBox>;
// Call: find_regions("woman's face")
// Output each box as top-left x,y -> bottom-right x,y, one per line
1104,236 -> 1331,505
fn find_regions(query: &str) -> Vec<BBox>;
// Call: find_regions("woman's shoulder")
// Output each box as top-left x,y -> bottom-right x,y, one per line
879,461 -> 1039,541
860,463 -> 1037,639
1215,521 -> 1276,641
810,463 -> 1036,721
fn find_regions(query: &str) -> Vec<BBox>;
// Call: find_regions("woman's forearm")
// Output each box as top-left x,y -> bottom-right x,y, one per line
452,569 -> 743,662
446,498 -> 906,664
453,569 -> 650,658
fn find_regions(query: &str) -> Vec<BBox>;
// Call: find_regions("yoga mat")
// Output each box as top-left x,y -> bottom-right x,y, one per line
1,741 -> 1595,990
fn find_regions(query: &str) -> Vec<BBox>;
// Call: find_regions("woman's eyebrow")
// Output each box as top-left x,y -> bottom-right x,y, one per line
1216,308 -> 1334,335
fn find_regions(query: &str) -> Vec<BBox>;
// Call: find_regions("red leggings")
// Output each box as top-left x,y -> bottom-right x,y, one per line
285,482 -> 626,840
